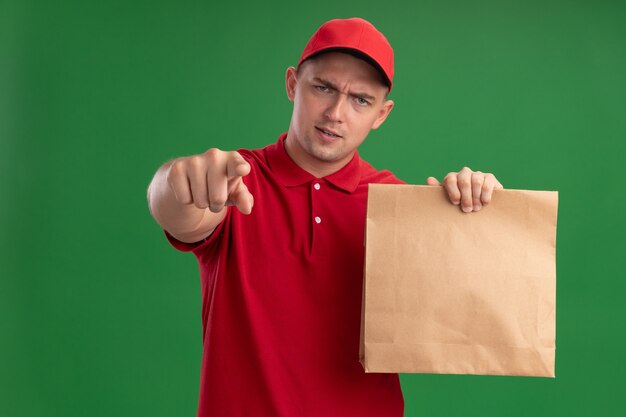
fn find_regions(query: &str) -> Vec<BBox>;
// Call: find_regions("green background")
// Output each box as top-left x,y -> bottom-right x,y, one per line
2,0 -> 624,416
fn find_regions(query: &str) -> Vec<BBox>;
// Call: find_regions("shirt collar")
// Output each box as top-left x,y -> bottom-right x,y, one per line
267,132 -> 362,193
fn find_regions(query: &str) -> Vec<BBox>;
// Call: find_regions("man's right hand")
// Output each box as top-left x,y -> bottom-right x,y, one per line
166,149 -> 254,215
147,149 -> 254,244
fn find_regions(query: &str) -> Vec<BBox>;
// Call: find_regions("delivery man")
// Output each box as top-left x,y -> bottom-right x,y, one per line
147,17 -> 503,417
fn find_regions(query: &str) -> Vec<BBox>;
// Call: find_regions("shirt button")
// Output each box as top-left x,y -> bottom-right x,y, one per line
313,183 -> 321,190
314,216 -> 322,224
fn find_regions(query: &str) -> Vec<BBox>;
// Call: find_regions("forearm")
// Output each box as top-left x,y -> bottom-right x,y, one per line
147,161 -> 226,243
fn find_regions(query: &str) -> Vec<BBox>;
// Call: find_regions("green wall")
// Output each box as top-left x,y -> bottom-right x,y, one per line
1,0 -> 624,416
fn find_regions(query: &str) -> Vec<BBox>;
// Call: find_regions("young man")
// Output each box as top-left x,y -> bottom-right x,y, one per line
148,18 -> 502,417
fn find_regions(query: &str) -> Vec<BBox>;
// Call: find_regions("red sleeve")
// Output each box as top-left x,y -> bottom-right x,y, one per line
163,206 -> 233,255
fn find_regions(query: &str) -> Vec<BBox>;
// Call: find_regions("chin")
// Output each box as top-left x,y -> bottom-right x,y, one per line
310,146 -> 347,163
308,143 -> 344,162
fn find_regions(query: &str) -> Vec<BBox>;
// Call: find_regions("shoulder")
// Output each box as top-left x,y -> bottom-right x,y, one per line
358,157 -> 406,185
236,143 -> 277,186
237,145 -> 266,165
236,141 -> 280,171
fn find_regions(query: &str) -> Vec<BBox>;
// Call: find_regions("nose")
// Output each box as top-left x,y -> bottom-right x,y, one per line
324,93 -> 347,123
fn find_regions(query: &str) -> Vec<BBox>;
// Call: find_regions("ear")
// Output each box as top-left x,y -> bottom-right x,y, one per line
371,99 -> 395,130
285,66 -> 298,102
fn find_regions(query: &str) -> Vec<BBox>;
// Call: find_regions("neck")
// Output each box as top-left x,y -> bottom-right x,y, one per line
283,129 -> 354,178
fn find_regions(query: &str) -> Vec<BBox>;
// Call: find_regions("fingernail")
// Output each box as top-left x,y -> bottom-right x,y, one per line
453,200 -> 460,205
474,204 -> 482,211
462,205 -> 472,213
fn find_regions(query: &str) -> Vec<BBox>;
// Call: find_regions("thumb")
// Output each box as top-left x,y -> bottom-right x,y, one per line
426,176 -> 441,186
227,151 -> 251,178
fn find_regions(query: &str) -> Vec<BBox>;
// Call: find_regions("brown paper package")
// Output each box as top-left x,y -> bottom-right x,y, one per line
359,184 -> 558,377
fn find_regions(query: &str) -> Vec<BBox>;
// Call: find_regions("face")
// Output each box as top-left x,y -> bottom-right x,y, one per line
285,52 -> 394,175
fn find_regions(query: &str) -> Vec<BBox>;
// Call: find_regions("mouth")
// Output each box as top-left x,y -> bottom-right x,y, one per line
315,126 -> 343,138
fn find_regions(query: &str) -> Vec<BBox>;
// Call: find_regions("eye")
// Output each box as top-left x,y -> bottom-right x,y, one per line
355,97 -> 370,106
315,85 -> 330,93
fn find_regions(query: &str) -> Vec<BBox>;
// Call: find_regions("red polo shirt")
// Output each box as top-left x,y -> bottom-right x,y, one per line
166,132 -> 405,417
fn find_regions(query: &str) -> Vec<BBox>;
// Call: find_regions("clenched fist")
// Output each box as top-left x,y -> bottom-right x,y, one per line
166,149 -> 254,215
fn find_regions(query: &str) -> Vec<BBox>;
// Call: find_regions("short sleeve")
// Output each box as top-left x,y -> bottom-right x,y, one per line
163,206 -> 233,255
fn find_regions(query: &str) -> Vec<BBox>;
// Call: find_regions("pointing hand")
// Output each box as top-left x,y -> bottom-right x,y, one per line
166,149 -> 254,215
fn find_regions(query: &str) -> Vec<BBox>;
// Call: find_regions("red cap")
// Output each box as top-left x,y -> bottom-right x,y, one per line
298,18 -> 395,92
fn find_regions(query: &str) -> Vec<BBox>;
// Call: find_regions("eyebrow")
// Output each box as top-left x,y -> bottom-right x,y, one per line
312,77 -> 377,102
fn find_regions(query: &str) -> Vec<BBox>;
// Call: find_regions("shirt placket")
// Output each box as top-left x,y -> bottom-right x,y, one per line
310,180 -> 328,257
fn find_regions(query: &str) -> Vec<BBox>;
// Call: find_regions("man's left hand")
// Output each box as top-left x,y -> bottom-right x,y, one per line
426,167 -> 503,213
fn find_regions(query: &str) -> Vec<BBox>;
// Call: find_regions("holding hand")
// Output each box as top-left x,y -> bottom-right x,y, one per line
166,149 -> 254,215
426,167 -> 503,213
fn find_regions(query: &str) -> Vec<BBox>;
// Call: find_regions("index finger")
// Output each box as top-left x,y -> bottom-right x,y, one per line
226,152 -> 251,178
